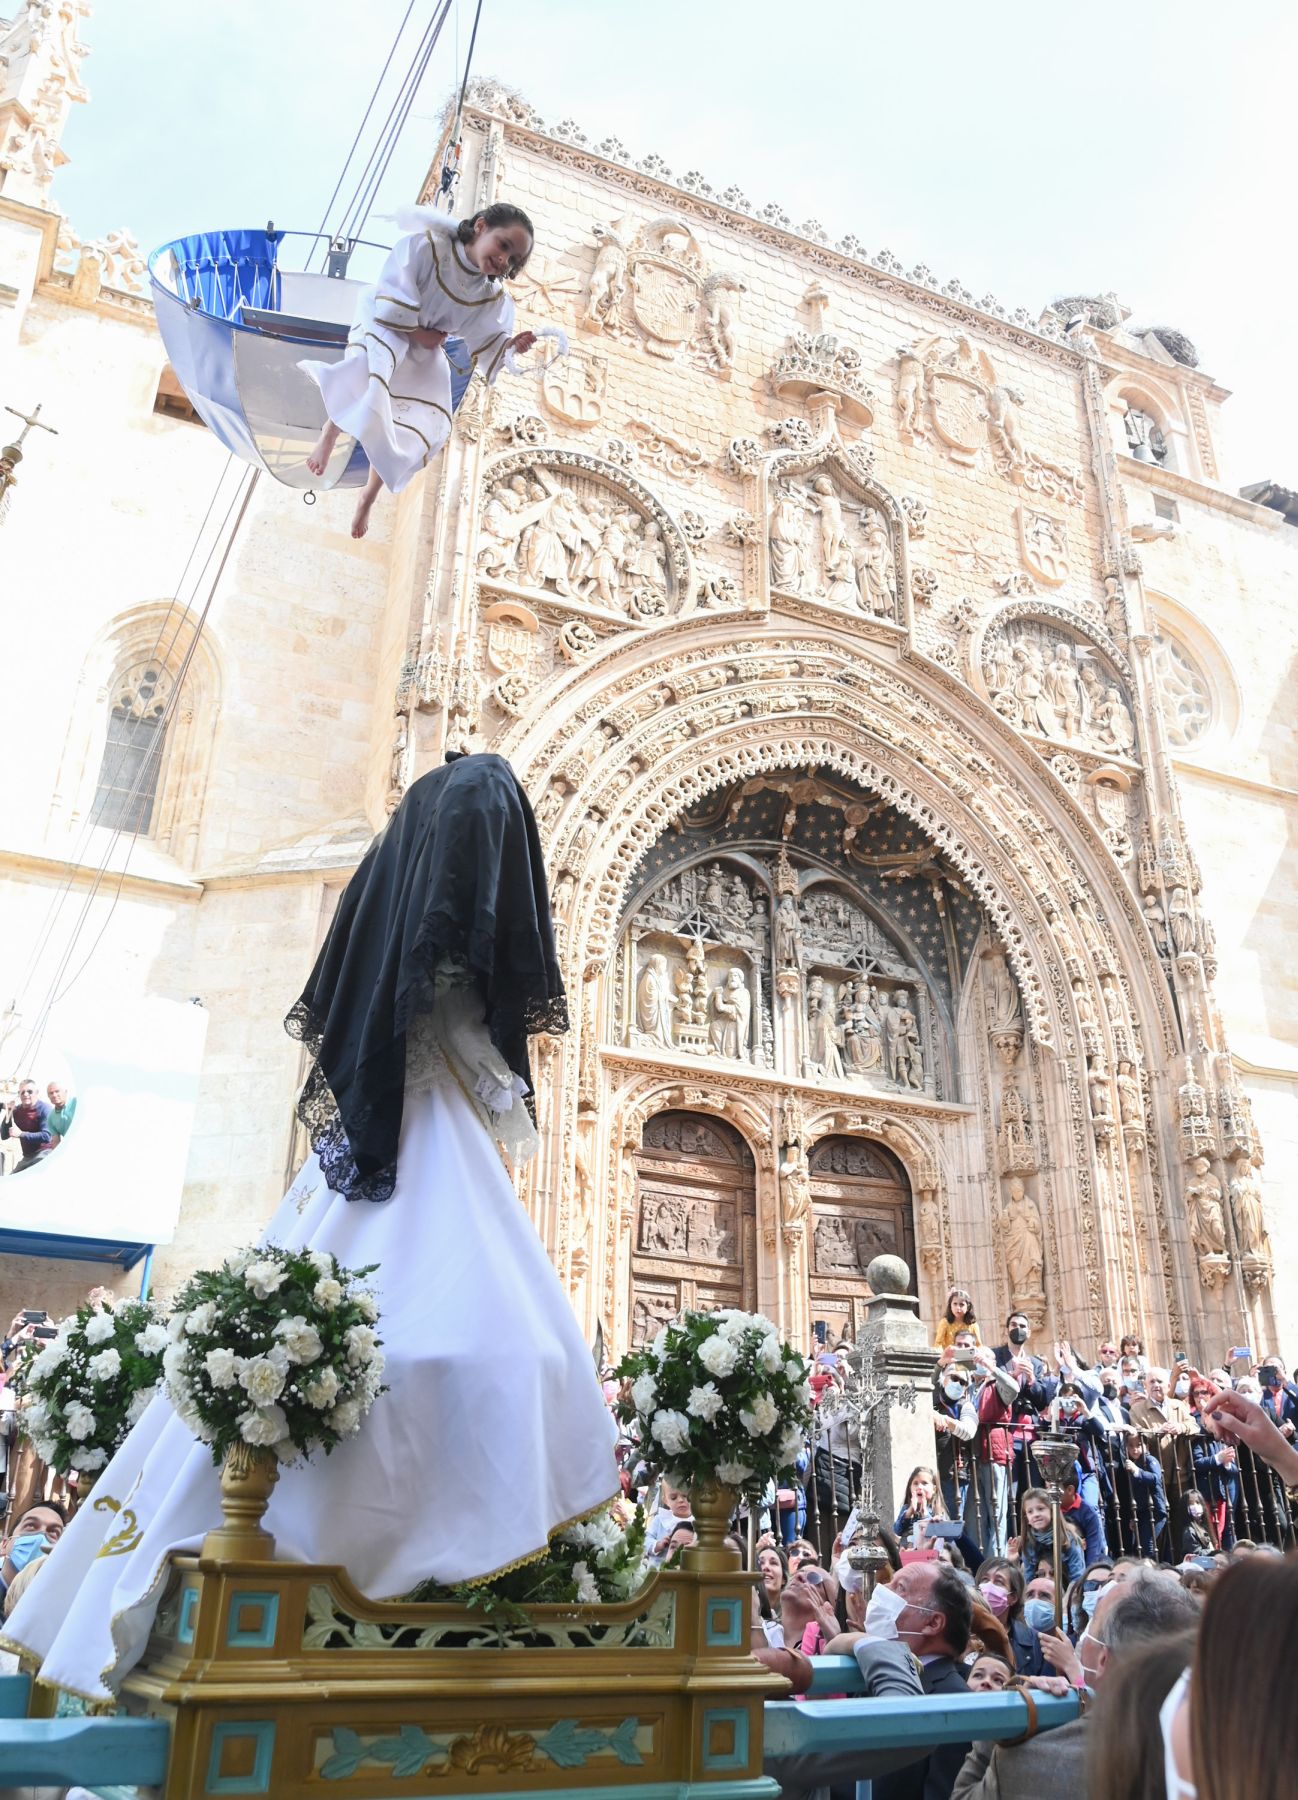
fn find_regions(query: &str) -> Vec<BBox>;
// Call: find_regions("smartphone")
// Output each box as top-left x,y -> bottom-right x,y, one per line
922,1520 -> 965,1541
813,1320 -> 828,1345
21,1310 -> 47,1324
32,1325 -> 58,1340
1174,1352 -> 1188,1364
954,1349 -> 977,1365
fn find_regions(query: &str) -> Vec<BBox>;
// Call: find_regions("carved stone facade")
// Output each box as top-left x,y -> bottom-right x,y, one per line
2,59 -> 1294,1368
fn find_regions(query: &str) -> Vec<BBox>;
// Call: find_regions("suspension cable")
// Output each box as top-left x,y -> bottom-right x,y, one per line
337,1 -> 453,245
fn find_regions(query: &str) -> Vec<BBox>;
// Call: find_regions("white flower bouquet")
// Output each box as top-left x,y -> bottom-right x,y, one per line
21,1296 -> 170,1477
614,1308 -> 812,1495
162,1245 -> 385,1464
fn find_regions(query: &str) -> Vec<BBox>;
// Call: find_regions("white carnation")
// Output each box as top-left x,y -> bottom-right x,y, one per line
313,1277 -> 344,1311
651,1327 -> 670,1361
162,1341 -> 189,1384
697,1334 -> 739,1379
204,1347 -> 239,1389
273,1316 -> 323,1365
344,1325 -> 379,1366
306,1250 -> 334,1277
778,1424 -> 806,1463
303,1365 -> 340,1409
358,1356 -> 385,1398
784,1357 -> 805,1381
739,1392 -> 780,1437
630,1372 -> 658,1412
353,1290 -> 378,1322
687,1381 -> 724,1421
134,1322 -> 170,1356
27,1342 -> 65,1383
65,1401 -> 96,1441
328,1397 -> 363,1436
758,1335 -> 784,1373
650,1408 -> 691,1456
572,1559 -> 601,1604
87,1346 -> 122,1383
23,1400 -> 48,1435
71,1444 -> 109,1472
184,1301 -> 218,1337
243,1258 -> 288,1300
126,1384 -> 158,1427
83,1310 -> 116,1346
716,1459 -> 754,1484
167,1311 -> 187,1342
239,1356 -> 287,1406
239,1404 -> 290,1446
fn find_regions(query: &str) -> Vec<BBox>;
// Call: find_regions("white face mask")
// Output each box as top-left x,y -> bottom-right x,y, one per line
1173,1379 -> 1190,1398
1159,1667 -> 1197,1800
863,1582 -> 909,1641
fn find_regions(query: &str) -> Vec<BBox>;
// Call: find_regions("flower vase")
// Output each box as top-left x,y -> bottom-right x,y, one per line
200,1441 -> 280,1562
684,1478 -> 739,1572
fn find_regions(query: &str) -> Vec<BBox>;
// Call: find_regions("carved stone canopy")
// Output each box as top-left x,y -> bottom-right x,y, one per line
755,442 -> 910,627
973,604 -> 1139,768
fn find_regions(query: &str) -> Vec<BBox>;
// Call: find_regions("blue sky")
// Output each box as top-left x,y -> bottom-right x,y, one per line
54,0 -> 1297,484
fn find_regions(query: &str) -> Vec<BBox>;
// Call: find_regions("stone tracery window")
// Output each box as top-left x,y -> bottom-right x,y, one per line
1151,628 -> 1213,748
90,659 -> 174,832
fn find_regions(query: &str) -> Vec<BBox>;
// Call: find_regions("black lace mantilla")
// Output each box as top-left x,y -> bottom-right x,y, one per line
283,754 -> 568,1202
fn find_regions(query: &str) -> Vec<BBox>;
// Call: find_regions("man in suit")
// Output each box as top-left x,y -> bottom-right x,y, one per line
952,1571 -> 1200,1799
870,1560 -> 974,1800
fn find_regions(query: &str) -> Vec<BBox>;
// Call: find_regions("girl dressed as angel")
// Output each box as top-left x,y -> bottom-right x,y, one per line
301,203 -> 537,538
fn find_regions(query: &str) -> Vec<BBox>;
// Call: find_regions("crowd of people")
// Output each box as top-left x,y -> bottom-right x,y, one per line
0,1076 -> 77,1175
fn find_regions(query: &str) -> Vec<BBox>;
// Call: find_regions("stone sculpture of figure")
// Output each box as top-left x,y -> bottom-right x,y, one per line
1115,1060 -> 1142,1127
477,484 -> 524,577
779,1152 -> 811,1230
987,954 -> 1022,1035
1088,1058 -> 1113,1120
841,976 -> 882,1073
984,381 -> 1026,467
815,1215 -> 860,1272
1168,887 -> 1197,956
701,271 -> 744,369
707,968 -> 752,1061
1013,642 -> 1061,738
636,953 -> 676,1049
1071,979 -> 1098,1029
856,515 -> 893,616
806,981 -> 844,1080
769,489 -> 809,592
1095,686 -> 1136,755
628,517 -> 669,590
1044,643 -> 1084,740
896,343 -> 928,437
1229,1159 -> 1270,1260
895,991 -> 924,1089
1142,891 -> 1170,959
1185,1156 -> 1227,1258
581,508 -> 632,609
1078,662 -> 1103,737
810,476 -> 850,578
1001,1176 -> 1045,1299
585,219 -> 630,328
773,893 -> 803,970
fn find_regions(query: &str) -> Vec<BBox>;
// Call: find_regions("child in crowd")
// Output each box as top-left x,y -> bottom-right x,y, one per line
1013,1488 -> 1086,1585
933,1286 -> 982,1349
301,203 -> 538,538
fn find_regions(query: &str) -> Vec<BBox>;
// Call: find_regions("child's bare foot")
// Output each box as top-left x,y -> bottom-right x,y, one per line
306,421 -> 341,477
350,489 -> 378,539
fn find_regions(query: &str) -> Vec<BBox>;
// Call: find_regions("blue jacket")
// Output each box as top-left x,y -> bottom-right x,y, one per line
1061,1494 -> 1106,1564
1019,1524 -> 1086,1586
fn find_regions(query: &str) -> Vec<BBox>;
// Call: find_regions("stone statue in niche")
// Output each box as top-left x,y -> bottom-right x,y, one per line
779,1153 -> 812,1235
768,487 -> 810,592
987,953 -> 1023,1036
635,952 -> 677,1049
773,893 -> 804,971
707,968 -> 752,1062
1184,1157 -> 1227,1258
881,990 -> 923,1089
767,476 -> 896,615
857,515 -> 895,616
840,977 -> 883,1074
1115,1060 -> 1143,1128
1168,887 -> 1197,957
1094,686 -> 1136,756
805,975 -> 845,1080
1001,1176 -> 1045,1301
1229,1157 -> 1270,1262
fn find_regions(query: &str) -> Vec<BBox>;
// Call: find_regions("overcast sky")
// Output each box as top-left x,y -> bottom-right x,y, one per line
54,0 -> 1297,486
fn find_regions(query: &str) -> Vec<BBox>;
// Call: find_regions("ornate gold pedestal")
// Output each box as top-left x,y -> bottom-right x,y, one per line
119,1472 -> 782,1800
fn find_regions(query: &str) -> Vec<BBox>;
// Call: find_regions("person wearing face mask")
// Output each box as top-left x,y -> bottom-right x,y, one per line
992,1312 -> 1056,1509
0,1498 -> 65,1612
1257,1360 -> 1298,1440
951,1572 -> 1201,1800
1173,1488 -> 1218,1558
972,1557 -> 1043,1675
1120,1432 -> 1169,1560
1049,1381 -> 1110,1539
859,1561 -> 975,1800
932,1361 -> 979,1525
1086,1631 -> 1200,1800
1063,1559 -> 1113,1641
1129,1367 -> 1195,1438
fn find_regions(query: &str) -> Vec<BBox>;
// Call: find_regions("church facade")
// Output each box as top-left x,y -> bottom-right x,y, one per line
2,17 -> 1295,1364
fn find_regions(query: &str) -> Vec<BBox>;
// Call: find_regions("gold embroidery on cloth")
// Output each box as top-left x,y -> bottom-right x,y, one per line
428,232 -> 500,307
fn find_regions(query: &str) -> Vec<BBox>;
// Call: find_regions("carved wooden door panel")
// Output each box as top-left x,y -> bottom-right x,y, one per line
807,1136 -> 914,1342
630,1111 -> 756,1343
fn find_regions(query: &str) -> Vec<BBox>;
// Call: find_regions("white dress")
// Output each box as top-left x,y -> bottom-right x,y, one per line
299,210 -> 516,492
3,989 -> 618,1702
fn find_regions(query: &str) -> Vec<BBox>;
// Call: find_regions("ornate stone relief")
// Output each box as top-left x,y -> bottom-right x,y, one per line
894,334 -> 1083,504
539,347 -> 607,428
767,474 -> 896,615
769,327 -> 876,428
1015,506 -> 1069,587
1229,1155 -> 1272,1291
581,213 -> 743,373
1000,1175 -> 1046,1326
626,417 -> 707,482
978,612 -> 1138,762
475,449 -> 694,627
620,846 -> 946,1098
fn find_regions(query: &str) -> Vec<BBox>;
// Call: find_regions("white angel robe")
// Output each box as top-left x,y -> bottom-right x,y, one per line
299,210 -> 516,492
2,985 -> 619,1702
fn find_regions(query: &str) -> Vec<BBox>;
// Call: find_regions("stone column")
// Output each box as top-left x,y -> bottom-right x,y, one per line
860,1255 -> 939,1524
